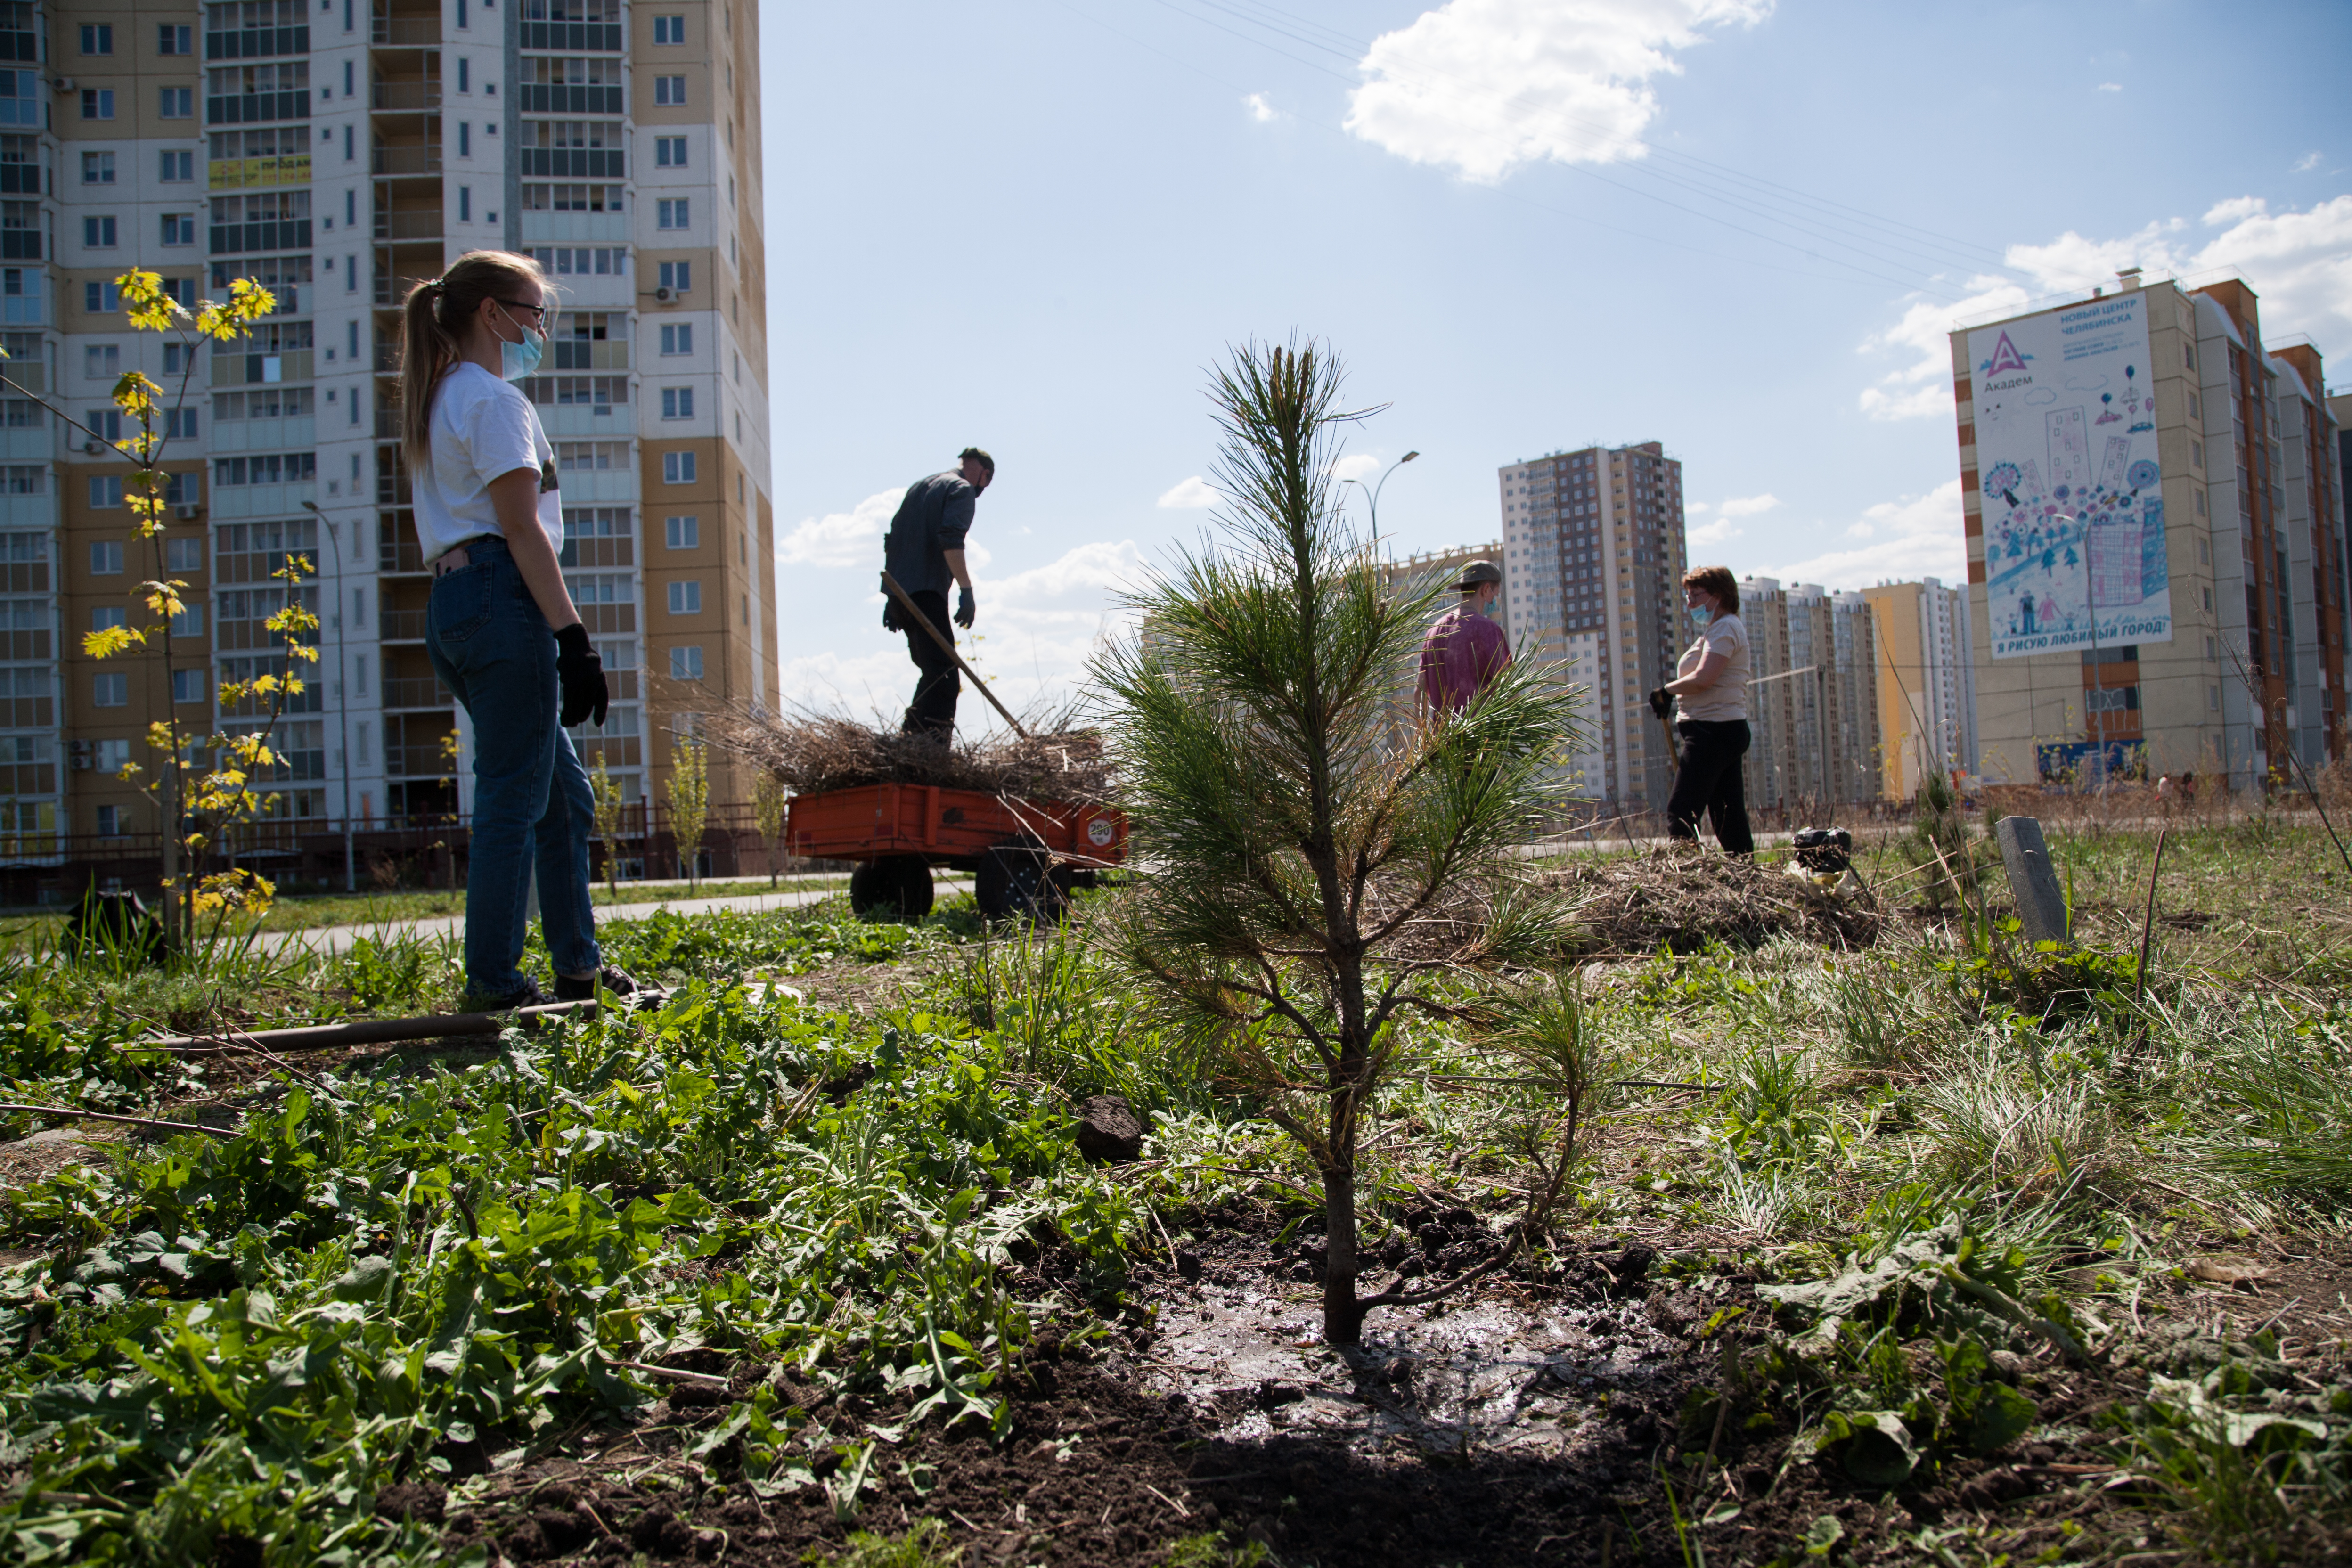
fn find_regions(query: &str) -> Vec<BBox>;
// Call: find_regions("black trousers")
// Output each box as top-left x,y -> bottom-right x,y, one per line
1667,718 -> 1755,854
899,589 -> 959,739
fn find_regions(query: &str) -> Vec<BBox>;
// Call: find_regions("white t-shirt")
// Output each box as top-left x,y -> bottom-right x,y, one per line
412,363 -> 563,559
1675,612 -> 1749,722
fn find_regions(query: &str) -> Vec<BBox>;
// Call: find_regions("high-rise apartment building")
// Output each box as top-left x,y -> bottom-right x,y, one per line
1733,577 -> 1882,809
1860,576 -> 1976,798
1497,441 -> 1686,809
1952,271 -> 2344,788
11,0 -> 776,895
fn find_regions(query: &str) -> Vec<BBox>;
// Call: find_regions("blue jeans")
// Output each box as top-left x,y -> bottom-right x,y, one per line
424,535 -> 602,997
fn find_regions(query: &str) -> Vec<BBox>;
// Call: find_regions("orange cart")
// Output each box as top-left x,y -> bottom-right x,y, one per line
786,782 -> 1128,921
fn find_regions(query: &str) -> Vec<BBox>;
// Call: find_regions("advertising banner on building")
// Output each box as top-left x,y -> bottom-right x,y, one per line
1970,294 -> 2171,660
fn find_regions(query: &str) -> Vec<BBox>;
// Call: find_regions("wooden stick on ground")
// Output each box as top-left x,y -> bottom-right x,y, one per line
0,1102 -> 237,1139
879,570 -> 1031,739
2134,825 -> 2168,1008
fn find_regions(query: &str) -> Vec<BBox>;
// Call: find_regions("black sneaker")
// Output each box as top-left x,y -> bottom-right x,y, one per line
464,978 -> 554,1013
554,965 -> 646,1004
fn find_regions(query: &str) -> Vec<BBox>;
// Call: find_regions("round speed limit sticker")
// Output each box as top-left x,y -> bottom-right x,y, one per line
1086,817 -> 1116,847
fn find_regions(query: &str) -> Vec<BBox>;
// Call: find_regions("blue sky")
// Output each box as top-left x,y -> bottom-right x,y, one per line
756,0 -> 2352,721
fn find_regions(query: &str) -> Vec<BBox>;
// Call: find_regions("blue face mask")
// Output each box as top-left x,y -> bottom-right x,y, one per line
497,305 -> 544,382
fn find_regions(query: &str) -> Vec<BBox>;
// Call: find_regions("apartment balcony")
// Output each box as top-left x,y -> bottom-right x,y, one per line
211,482 -> 317,520
519,211 -> 626,246
519,18 -> 622,51
0,157 -> 43,196
378,534 -> 425,573
0,427 -> 40,462
207,24 -> 309,59
373,210 -> 442,241
371,144 -> 441,176
384,744 -> 455,777
381,676 -> 452,710
210,415 -> 316,452
370,17 -> 438,46
537,402 -> 637,440
209,154 -> 311,191
212,350 -> 315,387
550,341 -> 628,372
381,609 -> 427,642
0,360 -> 36,393
371,82 -> 441,112
0,494 -> 53,529
561,468 -> 639,506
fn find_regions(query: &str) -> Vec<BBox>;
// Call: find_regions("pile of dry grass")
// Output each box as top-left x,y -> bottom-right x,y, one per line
1542,849 -> 1884,954
714,704 -> 1115,803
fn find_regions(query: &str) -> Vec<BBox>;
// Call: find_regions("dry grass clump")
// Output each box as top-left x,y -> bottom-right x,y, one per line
1541,849 -> 1884,955
712,702 -> 1115,802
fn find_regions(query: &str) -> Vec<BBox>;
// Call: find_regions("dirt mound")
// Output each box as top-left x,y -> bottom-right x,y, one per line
1545,849 -> 1883,954
715,704 -> 1114,802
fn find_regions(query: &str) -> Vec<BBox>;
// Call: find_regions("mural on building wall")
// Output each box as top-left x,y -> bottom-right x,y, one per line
1972,294 -> 2173,660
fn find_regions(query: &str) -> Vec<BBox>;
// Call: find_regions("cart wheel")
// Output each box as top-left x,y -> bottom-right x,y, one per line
976,839 -> 1069,923
849,854 -> 933,923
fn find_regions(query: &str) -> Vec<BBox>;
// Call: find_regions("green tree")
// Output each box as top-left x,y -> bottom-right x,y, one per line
1092,340 -> 1583,1346
666,736 -> 710,890
589,754 -> 627,894
752,770 -> 789,887
2,269 -> 291,941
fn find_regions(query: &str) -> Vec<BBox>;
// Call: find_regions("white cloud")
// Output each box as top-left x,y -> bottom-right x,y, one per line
1331,452 -> 1383,483
1157,475 -> 1218,509
2096,81 -> 2122,92
1759,480 -> 1965,588
1857,194 -> 2352,421
1687,492 -> 1778,548
776,488 -> 898,568
1718,492 -> 1780,519
2293,151 -> 2322,173
1343,0 -> 1772,183
1244,92 -> 1279,122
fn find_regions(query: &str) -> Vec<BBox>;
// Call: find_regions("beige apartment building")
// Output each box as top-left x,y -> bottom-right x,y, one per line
8,0 -> 775,896
1731,577 -> 1882,810
1497,441 -> 1687,810
1859,576 -> 1976,799
1952,271 -> 2344,789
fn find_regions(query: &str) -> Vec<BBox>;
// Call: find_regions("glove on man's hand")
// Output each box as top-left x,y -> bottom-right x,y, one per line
1647,687 -> 1674,721
954,586 -> 976,629
555,623 -> 610,728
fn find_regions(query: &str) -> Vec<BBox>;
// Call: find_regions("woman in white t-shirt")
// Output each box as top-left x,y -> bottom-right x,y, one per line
1648,565 -> 1755,854
399,250 -> 637,1009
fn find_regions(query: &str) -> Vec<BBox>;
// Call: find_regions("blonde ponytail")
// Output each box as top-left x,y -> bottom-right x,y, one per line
395,249 -> 559,475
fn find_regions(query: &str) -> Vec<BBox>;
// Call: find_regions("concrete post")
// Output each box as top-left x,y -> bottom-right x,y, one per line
1995,815 -> 2069,946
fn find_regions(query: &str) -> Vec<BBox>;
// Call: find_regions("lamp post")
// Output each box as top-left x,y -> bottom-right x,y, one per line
300,499 -> 358,891
1342,449 -> 1419,549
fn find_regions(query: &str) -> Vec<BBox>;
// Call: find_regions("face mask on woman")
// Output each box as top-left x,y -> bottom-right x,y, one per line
497,303 -> 545,382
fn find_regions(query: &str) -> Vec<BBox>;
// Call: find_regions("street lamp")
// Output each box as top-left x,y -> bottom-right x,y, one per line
300,499 -> 358,891
1342,449 -> 1419,548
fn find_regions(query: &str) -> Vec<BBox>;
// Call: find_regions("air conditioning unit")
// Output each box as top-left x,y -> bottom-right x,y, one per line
68,739 -> 91,771
174,503 -> 202,521
82,440 -> 102,455
653,286 -> 673,303
51,77 -> 72,93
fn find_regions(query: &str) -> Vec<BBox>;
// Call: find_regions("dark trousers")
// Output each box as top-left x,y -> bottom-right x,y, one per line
1667,719 -> 1755,855
900,589 -> 959,740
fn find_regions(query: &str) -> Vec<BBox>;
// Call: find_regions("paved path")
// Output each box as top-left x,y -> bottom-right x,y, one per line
270,878 -> 974,956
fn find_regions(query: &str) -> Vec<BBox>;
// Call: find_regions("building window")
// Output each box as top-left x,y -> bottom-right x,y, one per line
166,537 -> 203,572
90,540 -> 124,574
160,86 -> 192,119
459,185 -> 472,221
84,281 -> 122,313
656,136 -> 686,167
653,15 -> 686,42
171,604 -> 203,637
664,514 -> 698,548
89,476 -> 123,508
161,214 -> 196,247
653,75 -> 686,106
457,57 -> 470,92
95,804 -> 127,835
81,152 -> 115,185
172,668 -> 206,704
658,261 -> 691,293
93,672 -> 128,707
458,121 -> 471,156
660,387 -> 693,419
84,343 -> 121,378
670,645 -> 703,680
160,149 -> 193,182
668,581 -> 702,615
662,451 -> 696,484
82,90 -> 116,121
83,217 -> 119,249
657,198 -> 689,230
159,23 -> 192,54
80,24 -> 113,54
660,323 -> 691,355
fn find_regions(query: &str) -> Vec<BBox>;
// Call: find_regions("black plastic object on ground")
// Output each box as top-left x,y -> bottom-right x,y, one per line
848,853 -> 934,923
65,888 -> 172,965
976,837 -> 1070,923
1791,826 -> 1853,875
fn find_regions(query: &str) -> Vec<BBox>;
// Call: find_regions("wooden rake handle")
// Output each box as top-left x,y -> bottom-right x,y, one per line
880,570 -> 1030,739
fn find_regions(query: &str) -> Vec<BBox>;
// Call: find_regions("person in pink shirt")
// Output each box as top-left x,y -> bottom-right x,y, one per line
1418,560 -> 1512,719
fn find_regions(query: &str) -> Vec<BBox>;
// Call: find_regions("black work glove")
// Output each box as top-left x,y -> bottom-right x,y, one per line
1647,686 -> 1673,720
954,585 -> 976,629
555,623 -> 609,728
881,578 -> 903,632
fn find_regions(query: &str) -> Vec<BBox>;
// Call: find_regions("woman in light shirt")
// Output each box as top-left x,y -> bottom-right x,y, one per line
1650,565 -> 1754,855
